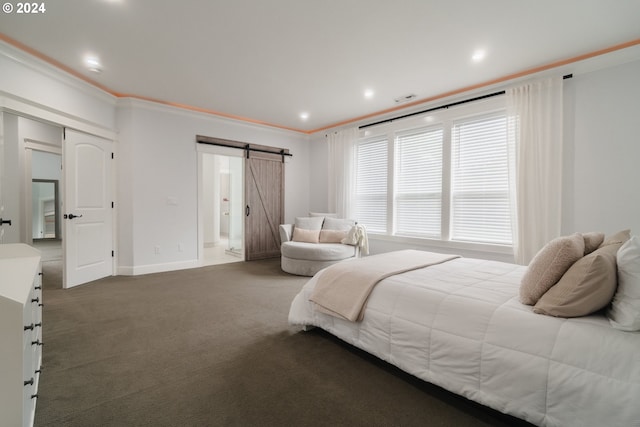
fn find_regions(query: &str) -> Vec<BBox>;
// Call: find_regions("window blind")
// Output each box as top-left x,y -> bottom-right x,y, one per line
355,137 -> 388,233
451,112 -> 512,244
394,127 -> 443,237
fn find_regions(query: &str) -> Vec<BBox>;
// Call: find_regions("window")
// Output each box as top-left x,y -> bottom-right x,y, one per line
354,136 -> 388,234
353,98 -> 512,247
394,127 -> 443,238
451,113 -> 511,244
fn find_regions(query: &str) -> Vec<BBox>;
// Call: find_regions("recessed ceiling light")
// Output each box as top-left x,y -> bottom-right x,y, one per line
364,89 -> 375,99
472,49 -> 486,62
84,55 -> 103,73
299,112 -> 309,121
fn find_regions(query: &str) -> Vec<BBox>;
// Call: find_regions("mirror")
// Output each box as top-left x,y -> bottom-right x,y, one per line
32,179 -> 60,239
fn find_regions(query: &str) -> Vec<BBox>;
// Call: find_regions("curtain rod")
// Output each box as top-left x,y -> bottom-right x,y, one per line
359,74 -> 573,130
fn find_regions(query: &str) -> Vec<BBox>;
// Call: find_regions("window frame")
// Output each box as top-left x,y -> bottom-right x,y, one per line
355,96 -> 512,256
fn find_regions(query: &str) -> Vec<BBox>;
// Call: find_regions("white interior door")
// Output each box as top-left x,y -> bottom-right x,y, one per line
0,112 -> 5,243
63,129 -> 113,288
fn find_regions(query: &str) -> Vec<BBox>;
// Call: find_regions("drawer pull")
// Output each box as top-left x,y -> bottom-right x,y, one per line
35,369 -> 42,374
31,297 -> 39,303
38,272 -> 43,276
31,340 -> 43,346
24,324 -> 34,331
39,303 -> 44,307
35,286 -> 42,290
31,394 -> 38,399
35,322 -> 42,328
24,378 -> 34,386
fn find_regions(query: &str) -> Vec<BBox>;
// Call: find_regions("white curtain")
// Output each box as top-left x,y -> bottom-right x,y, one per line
507,76 -> 564,265
327,127 -> 359,218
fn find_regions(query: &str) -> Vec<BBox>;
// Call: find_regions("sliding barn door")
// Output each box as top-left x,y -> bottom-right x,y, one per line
245,153 -> 284,260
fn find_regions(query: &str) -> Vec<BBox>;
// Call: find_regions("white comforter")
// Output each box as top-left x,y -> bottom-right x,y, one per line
288,255 -> 640,427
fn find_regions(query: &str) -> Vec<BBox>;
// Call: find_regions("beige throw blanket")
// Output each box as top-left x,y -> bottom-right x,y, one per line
309,250 -> 460,322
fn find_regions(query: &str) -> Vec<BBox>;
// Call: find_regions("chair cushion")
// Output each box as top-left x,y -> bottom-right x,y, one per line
281,241 -> 356,261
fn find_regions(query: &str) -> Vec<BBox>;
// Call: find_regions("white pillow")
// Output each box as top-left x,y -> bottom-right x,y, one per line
309,212 -> 337,218
607,236 -> 640,331
294,216 -> 324,231
322,217 -> 355,231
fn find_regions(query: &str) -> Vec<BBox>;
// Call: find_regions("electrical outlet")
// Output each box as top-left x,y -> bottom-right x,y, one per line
154,245 -> 160,254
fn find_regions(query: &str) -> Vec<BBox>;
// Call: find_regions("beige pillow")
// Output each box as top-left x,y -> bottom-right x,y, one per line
319,229 -> 348,243
292,228 -> 320,243
519,233 -> 585,305
582,232 -> 605,255
533,243 -> 621,317
600,229 -> 631,248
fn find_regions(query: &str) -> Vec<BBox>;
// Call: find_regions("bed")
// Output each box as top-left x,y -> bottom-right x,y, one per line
288,249 -> 640,427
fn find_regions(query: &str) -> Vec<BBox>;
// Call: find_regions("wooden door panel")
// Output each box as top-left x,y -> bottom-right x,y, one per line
245,155 -> 283,260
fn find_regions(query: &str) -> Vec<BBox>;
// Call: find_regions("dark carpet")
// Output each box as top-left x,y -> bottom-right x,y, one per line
35,259 -> 533,427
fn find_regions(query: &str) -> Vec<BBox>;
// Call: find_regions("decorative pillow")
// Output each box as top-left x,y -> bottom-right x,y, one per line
322,217 -> 356,231
309,212 -> 337,218
600,229 -> 631,248
582,232 -> 605,255
292,228 -> 320,243
294,216 -> 324,231
519,233 -> 585,305
607,236 -> 640,331
533,243 -> 621,318
319,229 -> 348,243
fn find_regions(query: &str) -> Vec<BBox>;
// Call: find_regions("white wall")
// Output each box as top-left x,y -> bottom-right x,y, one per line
116,99 -> 310,274
0,43 -> 116,132
309,56 -> 640,261
201,153 -> 217,246
32,151 -> 62,180
562,59 -> 640,236
2,44 -> 312,275
309,132 -> 329,214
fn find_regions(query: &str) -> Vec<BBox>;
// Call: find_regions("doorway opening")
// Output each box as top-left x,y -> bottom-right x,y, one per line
200,152 -> 244,266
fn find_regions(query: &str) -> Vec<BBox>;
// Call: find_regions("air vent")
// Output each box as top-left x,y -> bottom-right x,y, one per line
394,94 -> 417,104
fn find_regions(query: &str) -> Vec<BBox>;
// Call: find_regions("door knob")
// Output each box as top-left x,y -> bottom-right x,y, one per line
65,214 -> 83,220
0,218 -> 11,226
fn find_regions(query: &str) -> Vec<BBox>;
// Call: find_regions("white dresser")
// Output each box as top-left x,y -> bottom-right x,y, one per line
0,244 -> 43,427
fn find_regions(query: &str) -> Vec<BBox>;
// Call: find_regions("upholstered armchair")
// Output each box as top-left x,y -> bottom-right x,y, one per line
279,216 -> 361,276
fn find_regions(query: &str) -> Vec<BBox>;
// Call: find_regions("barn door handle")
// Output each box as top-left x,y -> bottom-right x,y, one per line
246,205 -> 250,217
0,218 -> 11,226
65,214 -> 83,220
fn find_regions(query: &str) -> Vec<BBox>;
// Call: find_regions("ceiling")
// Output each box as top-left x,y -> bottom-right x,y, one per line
1,0 -> 640,134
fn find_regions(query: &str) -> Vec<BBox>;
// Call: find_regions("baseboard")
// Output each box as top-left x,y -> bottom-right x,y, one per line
117,259 -> 200,276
